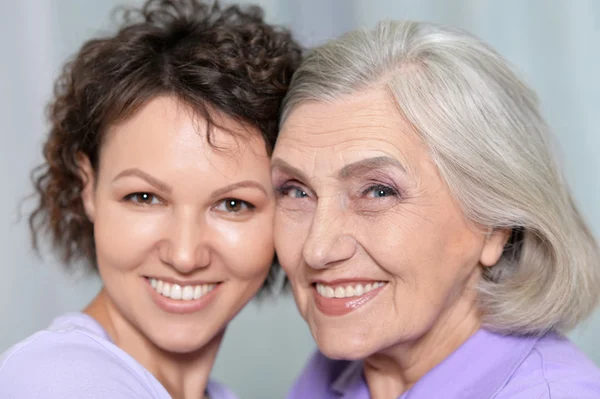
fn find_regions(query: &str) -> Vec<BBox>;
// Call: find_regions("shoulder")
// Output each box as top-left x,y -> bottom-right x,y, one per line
496,333 -> 600,398
287,350 -> 360,399
207,379 -> 240,399
0,320 -> 164,398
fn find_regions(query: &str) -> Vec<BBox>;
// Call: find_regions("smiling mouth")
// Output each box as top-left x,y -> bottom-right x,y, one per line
311,281 -> 387,316
148,278 -> 218,301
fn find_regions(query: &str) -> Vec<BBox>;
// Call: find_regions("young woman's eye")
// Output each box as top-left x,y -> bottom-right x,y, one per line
363,184 -> 399,199
124,192 -> 162,205
276,185 -> 309,199
214,198 -> 254,213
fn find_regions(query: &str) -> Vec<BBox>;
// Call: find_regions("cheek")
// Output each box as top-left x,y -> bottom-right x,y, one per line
359,210 -> 428,271
214,214 -> 275,280
363,206 -> 483,297
94,203 -> 165,271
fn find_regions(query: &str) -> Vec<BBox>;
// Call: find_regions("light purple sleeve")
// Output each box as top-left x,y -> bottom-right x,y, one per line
0,331 -> 166,398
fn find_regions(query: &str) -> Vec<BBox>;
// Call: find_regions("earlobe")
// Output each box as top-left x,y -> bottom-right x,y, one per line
77,153 -> 96,222
480,228 -> 511,267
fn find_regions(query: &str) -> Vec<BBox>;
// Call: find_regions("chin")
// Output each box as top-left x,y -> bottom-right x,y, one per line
151,327 -> 224,355
314,328 -> 377,361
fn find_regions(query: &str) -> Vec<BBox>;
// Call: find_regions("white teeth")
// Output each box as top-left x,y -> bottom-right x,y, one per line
170,284 -> 182,300
315,282 -> 386,299
324,286 -> 335,298
182,286 -> 194,300
149,278 -> 217,301
355,284 -> 364,296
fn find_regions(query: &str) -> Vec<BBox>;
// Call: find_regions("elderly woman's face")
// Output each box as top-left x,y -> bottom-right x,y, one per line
272,88 -> 507,359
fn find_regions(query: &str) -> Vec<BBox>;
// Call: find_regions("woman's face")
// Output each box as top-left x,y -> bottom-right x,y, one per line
272,88 -> 507,360
82,96 -> 274,353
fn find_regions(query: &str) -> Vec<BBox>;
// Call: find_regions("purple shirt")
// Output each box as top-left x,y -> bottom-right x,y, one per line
288,329 -> 600,399
0,313 -> 238,399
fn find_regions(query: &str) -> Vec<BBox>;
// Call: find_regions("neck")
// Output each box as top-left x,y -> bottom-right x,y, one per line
363,273 -> 482,399
85,289 -> 223,399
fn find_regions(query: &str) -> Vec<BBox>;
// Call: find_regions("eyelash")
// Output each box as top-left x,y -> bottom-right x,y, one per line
123,193 -> 255,214
361,184 -> 400,199
275,184 -> 310,199
213,198 -> 255,214
275,182 -> 400,201
124,192 -> 163,205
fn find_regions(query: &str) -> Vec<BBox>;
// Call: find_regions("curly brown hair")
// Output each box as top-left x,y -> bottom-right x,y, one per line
29,0 -> 302,287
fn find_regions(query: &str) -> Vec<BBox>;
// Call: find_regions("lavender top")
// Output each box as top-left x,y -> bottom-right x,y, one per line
0,313 -> 237,399
288,329 -> 600,399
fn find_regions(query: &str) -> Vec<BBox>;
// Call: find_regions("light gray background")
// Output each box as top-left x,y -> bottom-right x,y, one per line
1,1 -> 598,398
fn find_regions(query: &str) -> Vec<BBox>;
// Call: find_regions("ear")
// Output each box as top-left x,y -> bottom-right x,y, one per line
77,153 -> 96,222
480,228 -> 511,267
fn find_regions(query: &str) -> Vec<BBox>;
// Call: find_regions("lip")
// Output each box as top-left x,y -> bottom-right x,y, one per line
145,277 -> 222,314
312,282 -> 387,317
145,275 -> 221,286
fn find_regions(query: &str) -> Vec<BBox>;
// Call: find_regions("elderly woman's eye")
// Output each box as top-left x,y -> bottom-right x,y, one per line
363,184 -> 399,198
276,185 -> 309,199
124,192 -> 162,205
214,198 -> 254,213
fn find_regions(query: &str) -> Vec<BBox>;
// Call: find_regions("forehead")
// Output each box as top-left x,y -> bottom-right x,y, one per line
275,88 -> 424,172
100,96 -> 269,177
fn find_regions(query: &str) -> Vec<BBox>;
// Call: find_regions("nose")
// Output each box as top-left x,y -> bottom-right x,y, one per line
302,201 -> 357,269
159,208 -> 210,273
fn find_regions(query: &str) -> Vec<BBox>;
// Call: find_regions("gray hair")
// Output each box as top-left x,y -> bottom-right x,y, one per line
281,20 -> 600,335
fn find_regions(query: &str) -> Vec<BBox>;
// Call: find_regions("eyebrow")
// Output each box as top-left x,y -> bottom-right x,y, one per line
271,156 -> 406,184
338,156 -> 406,179
210,180 -> 268,200
113,168 -> 172,193
271,158 -> 311,183
114,169 -> 267,198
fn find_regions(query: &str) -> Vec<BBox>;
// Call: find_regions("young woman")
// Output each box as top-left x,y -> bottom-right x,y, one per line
0,1 -> 300,398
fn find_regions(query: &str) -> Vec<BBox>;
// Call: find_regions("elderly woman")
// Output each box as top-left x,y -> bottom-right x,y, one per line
273,20 -> 600,398
0,0 -> 300,398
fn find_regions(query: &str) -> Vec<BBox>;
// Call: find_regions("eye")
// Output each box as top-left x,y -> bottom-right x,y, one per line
363,184 -> 399,199
214,198 -> 254,213
276,185 -> 309,199
124,192 -> 162,205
